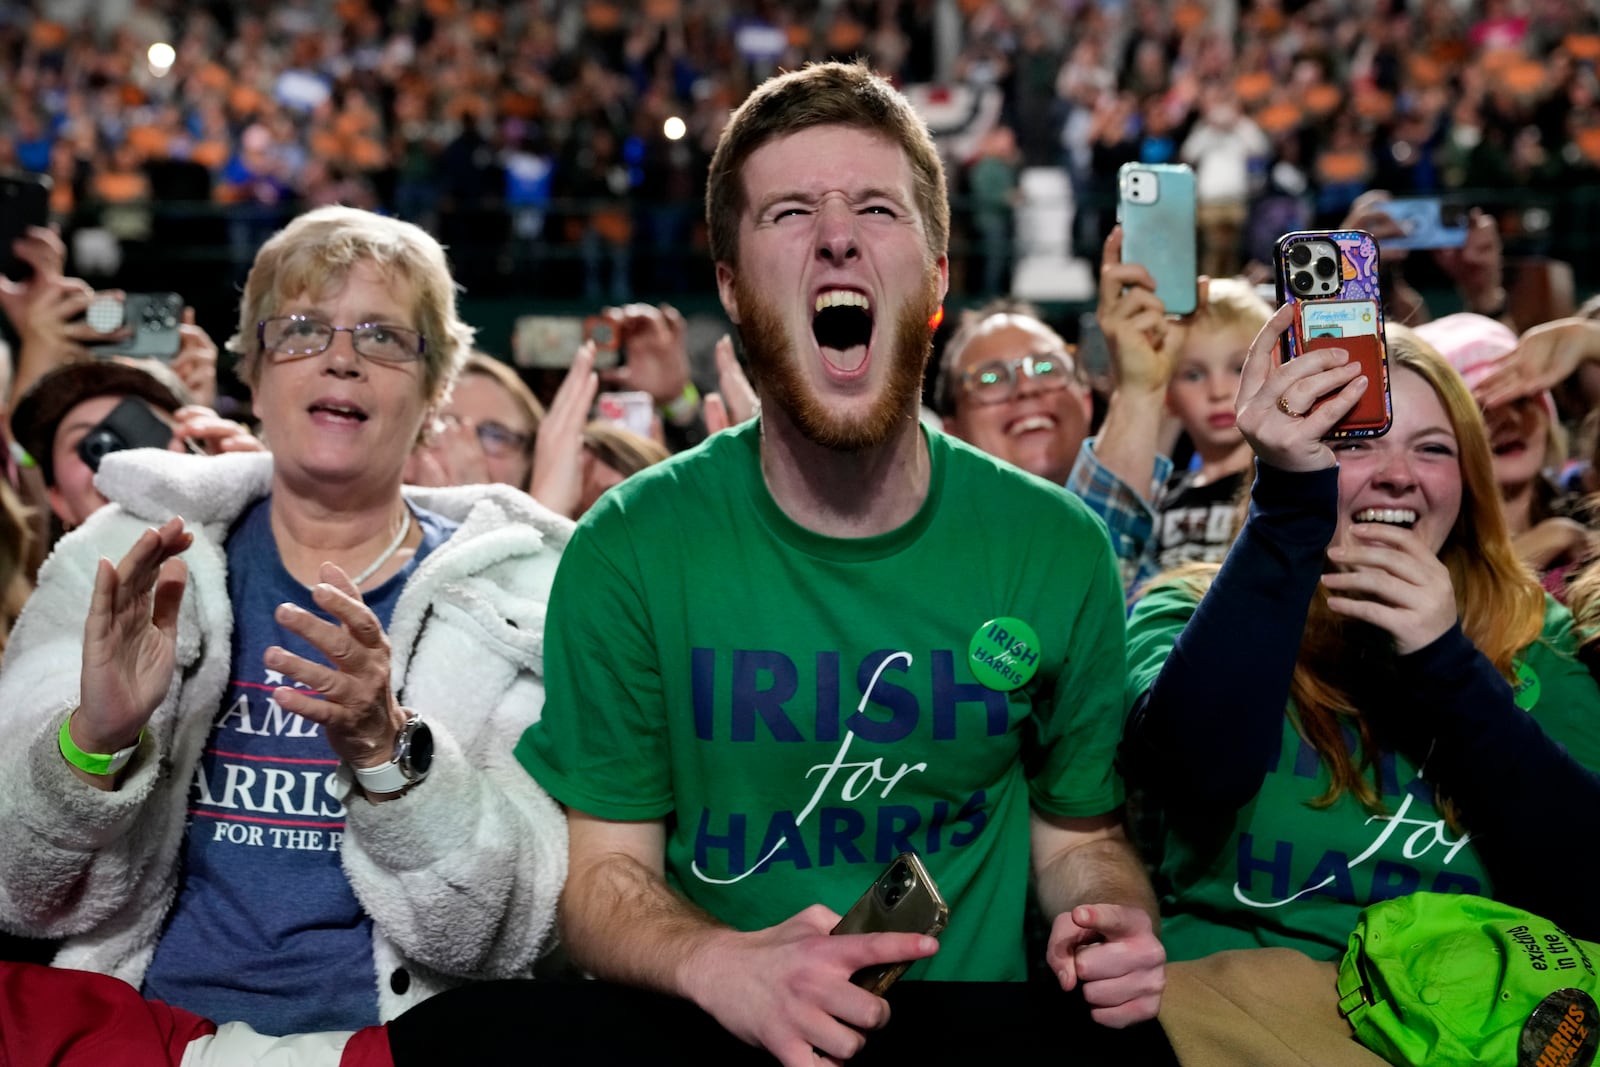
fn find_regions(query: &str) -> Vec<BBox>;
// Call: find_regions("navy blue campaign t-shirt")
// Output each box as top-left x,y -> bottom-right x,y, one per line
141,496 -> 457,1034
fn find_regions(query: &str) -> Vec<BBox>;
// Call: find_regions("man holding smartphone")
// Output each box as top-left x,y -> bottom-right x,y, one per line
518,62 -> 1164,1066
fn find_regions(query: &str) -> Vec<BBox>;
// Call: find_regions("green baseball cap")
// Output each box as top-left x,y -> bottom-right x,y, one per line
1339,893 -> 1600,1067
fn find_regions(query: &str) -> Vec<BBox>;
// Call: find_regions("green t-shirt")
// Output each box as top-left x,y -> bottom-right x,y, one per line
1127,584 -> 1600,962
518,421 -> 1127,982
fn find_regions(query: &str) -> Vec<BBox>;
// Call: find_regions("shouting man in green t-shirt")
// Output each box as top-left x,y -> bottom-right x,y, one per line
516,60 -> 1165,1066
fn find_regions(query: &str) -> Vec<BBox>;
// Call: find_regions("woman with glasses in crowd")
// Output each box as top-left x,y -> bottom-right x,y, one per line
0,206 -> 570,1034
406,352 -> 544,492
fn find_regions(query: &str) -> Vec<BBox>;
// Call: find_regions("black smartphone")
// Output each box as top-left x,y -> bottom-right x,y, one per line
76,397 -> 179,472
1274,229 -> 1393,439
84,292 -> 184,361
830,851 -> 949,996
0,171 -> 52,282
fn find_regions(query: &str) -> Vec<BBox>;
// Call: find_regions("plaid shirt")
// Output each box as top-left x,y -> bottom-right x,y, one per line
1065,435 -> 1173,597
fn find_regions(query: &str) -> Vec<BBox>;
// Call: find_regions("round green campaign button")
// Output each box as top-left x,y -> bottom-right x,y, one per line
969,617 -> 1041,691
1511,661 -> 1540,711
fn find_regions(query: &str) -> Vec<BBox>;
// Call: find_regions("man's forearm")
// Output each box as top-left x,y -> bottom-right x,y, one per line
1092,387 -> 1167,500
1036,836 -> 1160,933
559,849 -> 733,999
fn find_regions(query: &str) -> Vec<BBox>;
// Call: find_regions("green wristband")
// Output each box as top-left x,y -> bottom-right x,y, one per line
660,382 -> 700,425
58,716 -> 142,776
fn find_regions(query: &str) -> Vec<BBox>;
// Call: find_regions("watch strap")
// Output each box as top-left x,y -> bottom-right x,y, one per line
352,757 -> 413,795
350,714 -> 428,796
59,717 -> 142,776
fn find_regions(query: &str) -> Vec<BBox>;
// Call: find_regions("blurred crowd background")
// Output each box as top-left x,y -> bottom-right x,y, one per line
3,0 -> 1600,396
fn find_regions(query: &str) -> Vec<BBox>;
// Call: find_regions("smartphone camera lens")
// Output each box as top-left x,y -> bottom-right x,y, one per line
77,427 -> 127,473
1292,270 -> 1314,294
1314,256 -> 1336,279
1288,244 -> 1313,267
883,885 -> 903,907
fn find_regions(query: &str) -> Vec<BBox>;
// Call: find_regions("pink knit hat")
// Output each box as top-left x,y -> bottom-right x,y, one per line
1412,313 -> 1557,421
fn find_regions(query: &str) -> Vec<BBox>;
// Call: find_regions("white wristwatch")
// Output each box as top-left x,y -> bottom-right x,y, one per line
351,714 -> 434,796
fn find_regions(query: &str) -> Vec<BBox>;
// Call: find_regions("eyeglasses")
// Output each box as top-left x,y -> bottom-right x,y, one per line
434,414 -> 532,456
958,352 -> 1075,406
258,315 -> 427,364
455,417 -> 531,457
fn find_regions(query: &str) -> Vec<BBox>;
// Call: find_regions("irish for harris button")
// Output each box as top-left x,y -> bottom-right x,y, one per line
969,617 -> 1041,691
1511,661 -> 1540,711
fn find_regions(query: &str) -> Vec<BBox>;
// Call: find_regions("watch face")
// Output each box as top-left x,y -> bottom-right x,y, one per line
407,721 -> 435,777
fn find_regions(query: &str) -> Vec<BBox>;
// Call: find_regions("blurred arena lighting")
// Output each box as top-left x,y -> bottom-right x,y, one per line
72,227 -> 122,277
663,116 -> 687,141
148,42 -> 175,76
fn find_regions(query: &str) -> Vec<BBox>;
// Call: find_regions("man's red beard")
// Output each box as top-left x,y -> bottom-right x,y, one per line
734,272 -> 940,452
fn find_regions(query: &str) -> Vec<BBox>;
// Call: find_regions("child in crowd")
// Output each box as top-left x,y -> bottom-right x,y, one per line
1148,278 -> 1270,571
1068,226 -> 1270,591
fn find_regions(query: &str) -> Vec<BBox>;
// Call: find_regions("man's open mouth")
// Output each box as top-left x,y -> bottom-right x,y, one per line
1353,507 -> 1417,529
812,290 -> 873,373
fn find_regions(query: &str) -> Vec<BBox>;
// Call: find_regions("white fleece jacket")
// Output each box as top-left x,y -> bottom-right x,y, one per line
0,449 -> 571,1020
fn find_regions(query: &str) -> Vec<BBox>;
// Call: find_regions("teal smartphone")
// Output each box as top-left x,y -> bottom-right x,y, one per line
1117,162 -> 1198,315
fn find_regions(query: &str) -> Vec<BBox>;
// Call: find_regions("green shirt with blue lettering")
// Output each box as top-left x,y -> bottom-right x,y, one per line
518,420 -> 1127,981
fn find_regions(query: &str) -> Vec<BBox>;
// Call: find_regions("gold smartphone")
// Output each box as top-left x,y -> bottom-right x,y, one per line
830,851 -> 949,996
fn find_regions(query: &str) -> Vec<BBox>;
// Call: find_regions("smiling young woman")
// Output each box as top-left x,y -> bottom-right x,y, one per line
1120,318 -> 1600,962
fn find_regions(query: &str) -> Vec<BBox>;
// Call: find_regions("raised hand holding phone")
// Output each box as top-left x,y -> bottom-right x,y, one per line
1236,303 -> 1366,472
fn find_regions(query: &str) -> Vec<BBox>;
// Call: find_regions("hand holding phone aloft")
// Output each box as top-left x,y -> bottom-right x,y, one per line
1236,303 -> 1367,473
